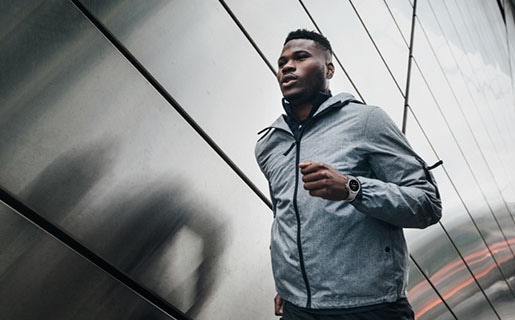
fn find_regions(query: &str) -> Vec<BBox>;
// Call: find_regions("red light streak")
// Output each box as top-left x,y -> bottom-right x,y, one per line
409,238 -> 515,318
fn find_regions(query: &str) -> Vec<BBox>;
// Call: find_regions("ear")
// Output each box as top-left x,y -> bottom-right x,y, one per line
326,62 -> 335,79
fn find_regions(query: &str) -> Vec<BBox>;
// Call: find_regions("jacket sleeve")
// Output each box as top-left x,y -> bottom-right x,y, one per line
351,107 -> 442,229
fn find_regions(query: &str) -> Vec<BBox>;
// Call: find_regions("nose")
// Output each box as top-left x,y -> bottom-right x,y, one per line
281,60 -> 295,74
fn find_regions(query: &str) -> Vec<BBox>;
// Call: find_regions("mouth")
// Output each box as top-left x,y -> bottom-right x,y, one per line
281,74 -> 298,87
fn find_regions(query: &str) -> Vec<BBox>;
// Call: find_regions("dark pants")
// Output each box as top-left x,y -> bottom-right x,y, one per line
281,298 -> 415,320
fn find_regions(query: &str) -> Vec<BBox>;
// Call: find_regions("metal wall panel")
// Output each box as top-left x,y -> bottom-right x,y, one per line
406,65 -> 515,317
0,1 -> 274,319
407,11 -> 515,300
221,0 -> 358,99
1,0 -> 514,319
302,0 -> 406,125
507,2 -> 515,100
407,260 -> 456,320
0,201 -> 176,320
79,0 -> 285,194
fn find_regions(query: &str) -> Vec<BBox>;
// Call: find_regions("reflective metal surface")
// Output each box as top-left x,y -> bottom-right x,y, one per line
1,0 -> 514,319
0,1 -> 273,319
0,200 -> 176,320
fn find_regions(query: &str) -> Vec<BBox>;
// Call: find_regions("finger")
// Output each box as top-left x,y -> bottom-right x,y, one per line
303,178 -> 326,190
298,160 -> 313,169
276,303 -> 284,316
302,169 -> 330,183
300,162 -> 323,176
300,162 -> 331,176
274,295 -> 284,316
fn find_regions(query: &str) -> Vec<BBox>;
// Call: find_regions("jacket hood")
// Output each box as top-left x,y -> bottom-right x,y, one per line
313,92 -> 356,116
266,92 -> 358,133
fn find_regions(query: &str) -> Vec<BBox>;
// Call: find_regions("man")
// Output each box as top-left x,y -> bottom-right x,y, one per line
255,29 -> 442,319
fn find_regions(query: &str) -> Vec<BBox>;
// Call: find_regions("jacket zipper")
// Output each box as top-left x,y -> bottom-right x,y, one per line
284,101 -> 351,308
293,129 -> 312,308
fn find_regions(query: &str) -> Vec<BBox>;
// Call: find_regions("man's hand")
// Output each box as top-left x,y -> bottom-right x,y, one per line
299,161 -> 349,200
274,294 -> 284,316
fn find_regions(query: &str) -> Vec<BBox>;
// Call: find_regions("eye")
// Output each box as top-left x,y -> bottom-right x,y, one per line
295,52 -> 310,61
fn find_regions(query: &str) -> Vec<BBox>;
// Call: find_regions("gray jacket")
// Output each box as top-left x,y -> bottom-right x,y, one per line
255,92 -> 442,309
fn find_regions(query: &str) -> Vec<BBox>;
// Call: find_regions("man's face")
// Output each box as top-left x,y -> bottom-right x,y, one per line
277,39 -> 334,104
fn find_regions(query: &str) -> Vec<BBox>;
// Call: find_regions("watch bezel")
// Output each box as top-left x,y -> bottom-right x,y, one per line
345,176 -> 360,201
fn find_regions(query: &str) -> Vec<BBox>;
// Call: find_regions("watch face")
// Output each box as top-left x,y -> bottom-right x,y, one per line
349,179 -> 360,192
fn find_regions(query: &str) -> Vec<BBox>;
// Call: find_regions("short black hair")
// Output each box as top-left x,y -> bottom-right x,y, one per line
284,29 -> 332,55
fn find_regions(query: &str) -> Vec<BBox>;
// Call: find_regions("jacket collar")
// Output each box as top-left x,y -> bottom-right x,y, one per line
281,92 -> 332,138
267,92 -> 357,133
281,91 -> 332,125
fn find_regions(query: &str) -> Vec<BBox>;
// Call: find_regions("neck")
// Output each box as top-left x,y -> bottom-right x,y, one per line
282,90 -> 332,123
290,89 -> 330,122
291,102 -> 313,122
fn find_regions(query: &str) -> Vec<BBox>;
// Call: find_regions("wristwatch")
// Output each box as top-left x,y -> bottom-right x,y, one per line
345,175 -> 361,202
